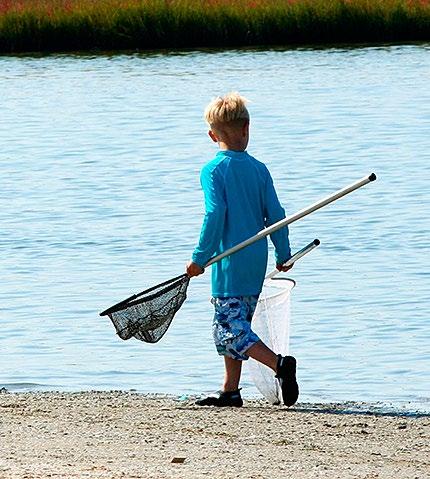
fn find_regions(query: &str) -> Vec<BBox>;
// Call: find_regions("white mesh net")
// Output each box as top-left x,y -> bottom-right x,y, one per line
248,277 -> 295,404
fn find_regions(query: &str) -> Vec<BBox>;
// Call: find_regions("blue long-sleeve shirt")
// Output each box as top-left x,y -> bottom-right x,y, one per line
192,150 -> 291,298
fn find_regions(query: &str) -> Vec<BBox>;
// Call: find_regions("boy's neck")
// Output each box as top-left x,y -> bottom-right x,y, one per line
218,140 -> 247,152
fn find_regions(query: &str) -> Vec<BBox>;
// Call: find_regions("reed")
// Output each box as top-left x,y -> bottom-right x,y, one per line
0,0 -> 429,53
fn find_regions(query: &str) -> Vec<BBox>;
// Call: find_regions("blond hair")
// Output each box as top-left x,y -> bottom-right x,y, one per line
204,92 -> 250,129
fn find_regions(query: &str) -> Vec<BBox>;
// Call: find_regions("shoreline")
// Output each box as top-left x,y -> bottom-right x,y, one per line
2,387 -> 429,417
1,391 -> 429,478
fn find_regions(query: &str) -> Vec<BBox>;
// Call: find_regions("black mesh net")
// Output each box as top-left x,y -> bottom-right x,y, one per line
101,274 -> 190,343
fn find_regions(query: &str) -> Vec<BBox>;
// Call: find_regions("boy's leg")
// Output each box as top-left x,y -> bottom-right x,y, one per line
195,296 -> 250,407
246,340 -> 278,372
195,355 -> 243,407
223,356 -> 243,391
247,340 -> 299,407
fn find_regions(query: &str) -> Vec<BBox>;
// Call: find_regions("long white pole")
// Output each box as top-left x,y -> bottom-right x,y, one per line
265,239 -> 320,280
205,173 -> 376,267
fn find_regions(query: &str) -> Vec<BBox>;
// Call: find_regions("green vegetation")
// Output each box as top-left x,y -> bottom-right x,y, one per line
0,0 -> 429,53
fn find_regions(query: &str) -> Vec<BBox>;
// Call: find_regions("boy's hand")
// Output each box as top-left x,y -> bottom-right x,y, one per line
186,261 -> 204,277
276,262 -> 294,272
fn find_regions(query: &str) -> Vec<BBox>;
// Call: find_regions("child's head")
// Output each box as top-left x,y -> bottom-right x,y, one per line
204,92 -> 250,150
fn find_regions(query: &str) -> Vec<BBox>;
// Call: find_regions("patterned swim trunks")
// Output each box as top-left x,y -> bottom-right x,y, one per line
211,295 -> 261,360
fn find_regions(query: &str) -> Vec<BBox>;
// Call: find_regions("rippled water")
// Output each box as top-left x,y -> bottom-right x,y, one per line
1,45 -> 429,411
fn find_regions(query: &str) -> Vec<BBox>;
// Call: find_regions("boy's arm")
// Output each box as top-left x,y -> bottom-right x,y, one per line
264,172 -> 292,266
189,165 -> 226,274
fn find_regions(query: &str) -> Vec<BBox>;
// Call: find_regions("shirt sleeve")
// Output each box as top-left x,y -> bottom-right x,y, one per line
192,164 -> 226,268
264,171 -> 291,265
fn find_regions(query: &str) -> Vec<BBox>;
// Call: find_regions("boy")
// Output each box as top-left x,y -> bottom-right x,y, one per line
186,93 -> 299,407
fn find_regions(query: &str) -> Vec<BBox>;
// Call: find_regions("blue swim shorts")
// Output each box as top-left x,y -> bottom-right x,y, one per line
211,295 -> 261,361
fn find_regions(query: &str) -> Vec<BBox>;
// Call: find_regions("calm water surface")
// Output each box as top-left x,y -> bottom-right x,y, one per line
1,45 -> 429,411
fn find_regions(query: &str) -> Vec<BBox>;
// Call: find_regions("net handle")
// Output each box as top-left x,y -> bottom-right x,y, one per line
205,173 -> 376,267
265,239 -> 320,280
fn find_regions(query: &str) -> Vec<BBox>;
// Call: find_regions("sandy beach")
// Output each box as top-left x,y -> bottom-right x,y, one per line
0,391 -> 428,479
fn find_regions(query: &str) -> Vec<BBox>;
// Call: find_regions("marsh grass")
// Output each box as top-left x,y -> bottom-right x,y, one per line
0,0 -> 429,53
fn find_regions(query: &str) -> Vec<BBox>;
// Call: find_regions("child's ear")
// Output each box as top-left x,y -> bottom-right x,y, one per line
208,130 -> 218,143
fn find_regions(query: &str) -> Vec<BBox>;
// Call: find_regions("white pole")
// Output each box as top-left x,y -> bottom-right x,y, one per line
205,173 -> 376,267
265,239 -> 320,280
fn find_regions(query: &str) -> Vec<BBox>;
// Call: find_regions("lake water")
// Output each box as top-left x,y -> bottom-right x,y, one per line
1,44 -> 429,412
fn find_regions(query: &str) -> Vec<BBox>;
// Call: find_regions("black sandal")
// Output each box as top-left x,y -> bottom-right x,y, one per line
195,389 -> 243,407
276,355 -> 299,407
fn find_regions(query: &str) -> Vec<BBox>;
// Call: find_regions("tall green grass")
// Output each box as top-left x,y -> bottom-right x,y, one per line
0,0 -> 429,53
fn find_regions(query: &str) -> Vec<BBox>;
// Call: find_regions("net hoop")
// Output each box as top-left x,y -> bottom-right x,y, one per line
100,274 -> 188,316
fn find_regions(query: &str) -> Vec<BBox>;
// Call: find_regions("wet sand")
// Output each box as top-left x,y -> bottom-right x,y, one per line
0,391 -> 429,479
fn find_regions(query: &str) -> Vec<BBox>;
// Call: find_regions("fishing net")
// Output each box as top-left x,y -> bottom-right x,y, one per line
100,274 -> 190,343
248,277 -> 295,404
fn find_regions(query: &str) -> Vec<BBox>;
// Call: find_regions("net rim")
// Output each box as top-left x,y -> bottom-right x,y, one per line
260,277 -> 296,301
124,275 -> 189,309
100,273 -> 189,316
